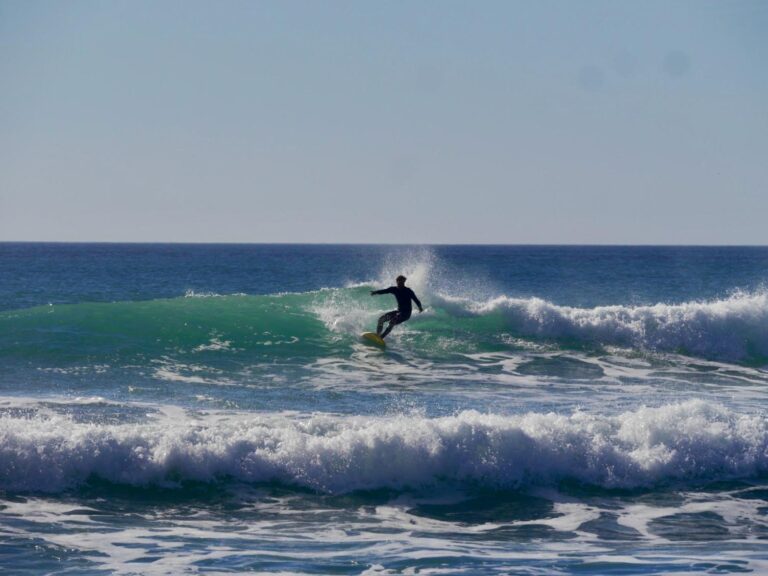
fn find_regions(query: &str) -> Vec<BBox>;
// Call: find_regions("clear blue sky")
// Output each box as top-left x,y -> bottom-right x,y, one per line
1,0 -> 766,243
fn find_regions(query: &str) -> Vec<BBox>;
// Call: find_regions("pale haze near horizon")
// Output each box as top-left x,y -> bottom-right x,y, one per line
1,0 -> 766,244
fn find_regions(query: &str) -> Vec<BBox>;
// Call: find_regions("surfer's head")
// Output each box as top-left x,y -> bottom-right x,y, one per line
396,275 -> 406,287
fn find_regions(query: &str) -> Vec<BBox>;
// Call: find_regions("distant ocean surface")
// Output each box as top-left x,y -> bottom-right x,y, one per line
2,243 -> 768,575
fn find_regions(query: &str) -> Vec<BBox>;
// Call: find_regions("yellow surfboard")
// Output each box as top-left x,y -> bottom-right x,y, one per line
361,332 -> 386,347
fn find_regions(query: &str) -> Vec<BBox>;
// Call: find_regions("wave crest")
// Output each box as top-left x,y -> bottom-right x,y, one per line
2,401 -> 767,493
443,289 -> 768,362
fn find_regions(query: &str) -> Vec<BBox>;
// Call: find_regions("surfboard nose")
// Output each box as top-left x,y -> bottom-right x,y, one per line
361,332 -> 386,347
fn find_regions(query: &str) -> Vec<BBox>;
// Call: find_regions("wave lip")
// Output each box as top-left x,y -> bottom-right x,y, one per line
1,401 -> 767,494
452,289 -> 768,363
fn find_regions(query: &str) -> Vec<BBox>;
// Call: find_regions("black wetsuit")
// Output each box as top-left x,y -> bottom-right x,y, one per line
372,286 -> 423,338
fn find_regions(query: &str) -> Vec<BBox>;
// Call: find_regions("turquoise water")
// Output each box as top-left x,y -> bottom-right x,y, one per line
2,243 -> 768,574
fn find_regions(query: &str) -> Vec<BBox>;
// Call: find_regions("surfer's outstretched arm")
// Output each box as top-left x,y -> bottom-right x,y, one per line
371,287 -> 394,296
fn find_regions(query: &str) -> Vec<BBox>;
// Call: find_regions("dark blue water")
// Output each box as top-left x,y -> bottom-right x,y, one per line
3,243 -> 767,310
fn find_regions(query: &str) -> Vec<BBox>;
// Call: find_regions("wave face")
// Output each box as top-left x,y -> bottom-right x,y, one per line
1,400 -> 766,493
2,287 -> 767,365
0,291 -> 335,363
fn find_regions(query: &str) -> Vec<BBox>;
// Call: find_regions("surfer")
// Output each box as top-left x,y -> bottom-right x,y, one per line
370,275 -> 424,338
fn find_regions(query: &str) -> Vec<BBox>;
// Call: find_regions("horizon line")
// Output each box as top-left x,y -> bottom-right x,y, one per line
1,240 -> 767,248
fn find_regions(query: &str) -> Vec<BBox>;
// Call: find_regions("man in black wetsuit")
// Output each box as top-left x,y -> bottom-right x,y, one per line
370,275 -> 424,339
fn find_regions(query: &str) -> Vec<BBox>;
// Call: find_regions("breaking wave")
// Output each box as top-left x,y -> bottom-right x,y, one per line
1,400 -> 767,493
1,287 -> 767,364
439,289 -> 768,363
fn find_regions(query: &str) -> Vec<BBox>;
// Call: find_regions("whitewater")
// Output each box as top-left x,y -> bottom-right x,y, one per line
2,243 -> 768,575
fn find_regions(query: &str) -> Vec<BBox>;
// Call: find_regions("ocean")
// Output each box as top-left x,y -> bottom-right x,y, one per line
1,243 -> 768,575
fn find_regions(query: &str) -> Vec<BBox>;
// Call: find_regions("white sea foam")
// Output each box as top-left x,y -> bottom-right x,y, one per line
439,289 -> 768,362
192,335 -> 234,353
313,289 -> 374,335
151,359 -> 234,386
377,248 -> 435,297
183,290 -> 247,298
2,400 -> 767,493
